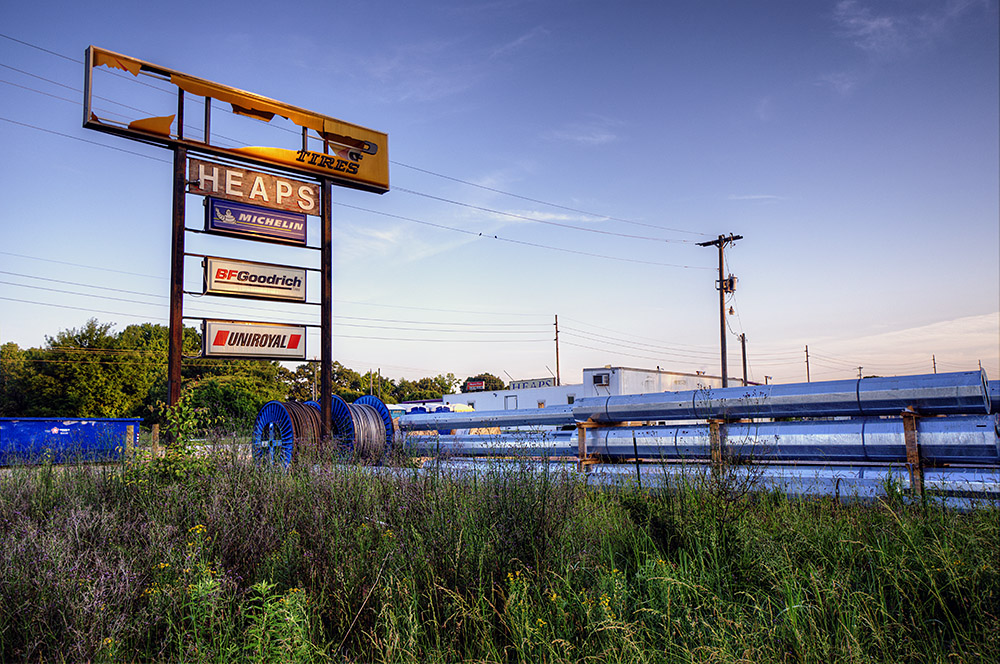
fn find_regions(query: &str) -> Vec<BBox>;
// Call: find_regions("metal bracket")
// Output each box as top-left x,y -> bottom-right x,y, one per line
902,408 -> 923,497
576,420 -> 598,473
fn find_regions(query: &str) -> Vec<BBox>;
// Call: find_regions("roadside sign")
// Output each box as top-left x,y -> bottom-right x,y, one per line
510,378 -> 556,390
206,197 -> 307,245
189,158 -> 319,215
205,257 -> 307,302
203,320 -> 306,360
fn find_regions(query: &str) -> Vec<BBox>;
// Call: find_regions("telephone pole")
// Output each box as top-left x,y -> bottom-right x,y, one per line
554,314 -> 561,386
805,345 -> 811,383
739,333 -> 748,386
697,233 -> 742,387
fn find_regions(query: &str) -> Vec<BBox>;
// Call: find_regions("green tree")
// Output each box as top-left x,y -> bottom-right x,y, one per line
279,363 -> 320,402
31,319 -> 134,417
461,373 -> 505,392
0,342 -> 29,416
393,374 -> 458,402
187,374 -> 287,434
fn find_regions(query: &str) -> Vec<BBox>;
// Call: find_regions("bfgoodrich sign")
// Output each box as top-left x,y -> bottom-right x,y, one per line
205,257 -> 307,302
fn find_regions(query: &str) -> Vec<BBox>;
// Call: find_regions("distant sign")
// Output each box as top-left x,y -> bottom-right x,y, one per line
510,378 -> 556,390
189,158 -> 319,214
205,257 -> 306,302
467,380 -> 486,392
206,198 -> 307,245
203,320 -> 306,360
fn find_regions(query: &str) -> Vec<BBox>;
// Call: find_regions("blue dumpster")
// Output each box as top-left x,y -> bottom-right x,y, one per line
0,417 -> 141,465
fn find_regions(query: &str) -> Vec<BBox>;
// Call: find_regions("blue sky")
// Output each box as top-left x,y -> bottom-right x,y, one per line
1,0 -> 997,385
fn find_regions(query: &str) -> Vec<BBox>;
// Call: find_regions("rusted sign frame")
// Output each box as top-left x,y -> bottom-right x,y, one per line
83,46 -> 389,194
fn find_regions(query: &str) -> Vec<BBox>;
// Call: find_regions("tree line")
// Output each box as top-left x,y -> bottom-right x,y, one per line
0,319 -> 506,431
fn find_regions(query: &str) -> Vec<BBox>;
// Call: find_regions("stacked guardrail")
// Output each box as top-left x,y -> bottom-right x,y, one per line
397,371 -> 999,500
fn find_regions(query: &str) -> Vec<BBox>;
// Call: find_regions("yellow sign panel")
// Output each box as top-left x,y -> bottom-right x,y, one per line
84,46 -> 388,193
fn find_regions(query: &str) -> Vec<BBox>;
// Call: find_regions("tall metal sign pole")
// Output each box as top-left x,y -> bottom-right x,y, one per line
697,233 -> 742,388
320,179 -> 333,444
167,146 -> 186,408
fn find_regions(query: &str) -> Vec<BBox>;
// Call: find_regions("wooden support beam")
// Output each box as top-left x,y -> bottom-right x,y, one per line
902,408 -> 923,497
709,419 -> 724,479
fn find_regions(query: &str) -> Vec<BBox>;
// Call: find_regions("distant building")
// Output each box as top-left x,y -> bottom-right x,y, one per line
442,366 -> 726,411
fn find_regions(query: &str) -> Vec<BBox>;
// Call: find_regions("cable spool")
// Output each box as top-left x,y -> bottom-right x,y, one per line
325,395 -> 394,459
252,401 -> 322,467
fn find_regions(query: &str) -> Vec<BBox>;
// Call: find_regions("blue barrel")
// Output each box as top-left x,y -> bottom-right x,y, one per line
0,418 -> 141,465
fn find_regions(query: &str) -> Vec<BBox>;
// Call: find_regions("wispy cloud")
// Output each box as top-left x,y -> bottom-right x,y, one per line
544,116 -> 623,146
807,311 -> 1000,377
832,0 -> 988,56
833,1 -> 905,54
343,37 -> 483,103
816,71 -> 859,96
727,194 -> 786,201
491,26 -> 549,59
755,96 -> 775,122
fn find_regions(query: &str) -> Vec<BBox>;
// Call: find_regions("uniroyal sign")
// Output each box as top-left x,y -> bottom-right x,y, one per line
203,320 -> 306,359
189,158 -> 319,214
205,257 -> 307,302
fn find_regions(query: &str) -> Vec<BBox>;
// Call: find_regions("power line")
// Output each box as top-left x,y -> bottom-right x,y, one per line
1,249 -> 549,320
391,160 -> 708,237
559,339 -> 713,369
335,202 -> 709,269
394,186 -> 696,244
559,327 -> 721,360
0,294 -> 168,321
0,250 -> 166,279
0,70 -> 244,147
2,35 -> 711,243
0,279 -> 165,307
0,115 -> 171,163
2,268 -> 555,333
3,114 -> 707,271
0,32 -> 77,62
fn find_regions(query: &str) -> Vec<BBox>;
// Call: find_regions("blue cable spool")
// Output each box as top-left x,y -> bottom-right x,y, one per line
252,401 -> 322,467
356,396 -> 395,449
330,395 -> 356,452
313,394 -> 394,457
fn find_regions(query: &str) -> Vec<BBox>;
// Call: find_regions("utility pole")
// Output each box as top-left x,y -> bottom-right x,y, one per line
932,355 -> 937,374
858,366 -> 863,379
554,314 -> 561,386
696,233 -> 742,387
739,333 -> 748,386
805,345 -> 811,383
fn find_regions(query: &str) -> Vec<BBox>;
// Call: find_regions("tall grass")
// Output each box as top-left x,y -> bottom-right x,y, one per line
0,444 -> 996,662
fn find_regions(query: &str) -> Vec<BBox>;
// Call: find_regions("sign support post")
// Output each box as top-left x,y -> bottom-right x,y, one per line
320,178 -> 333,447
167,143 -> 187,409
